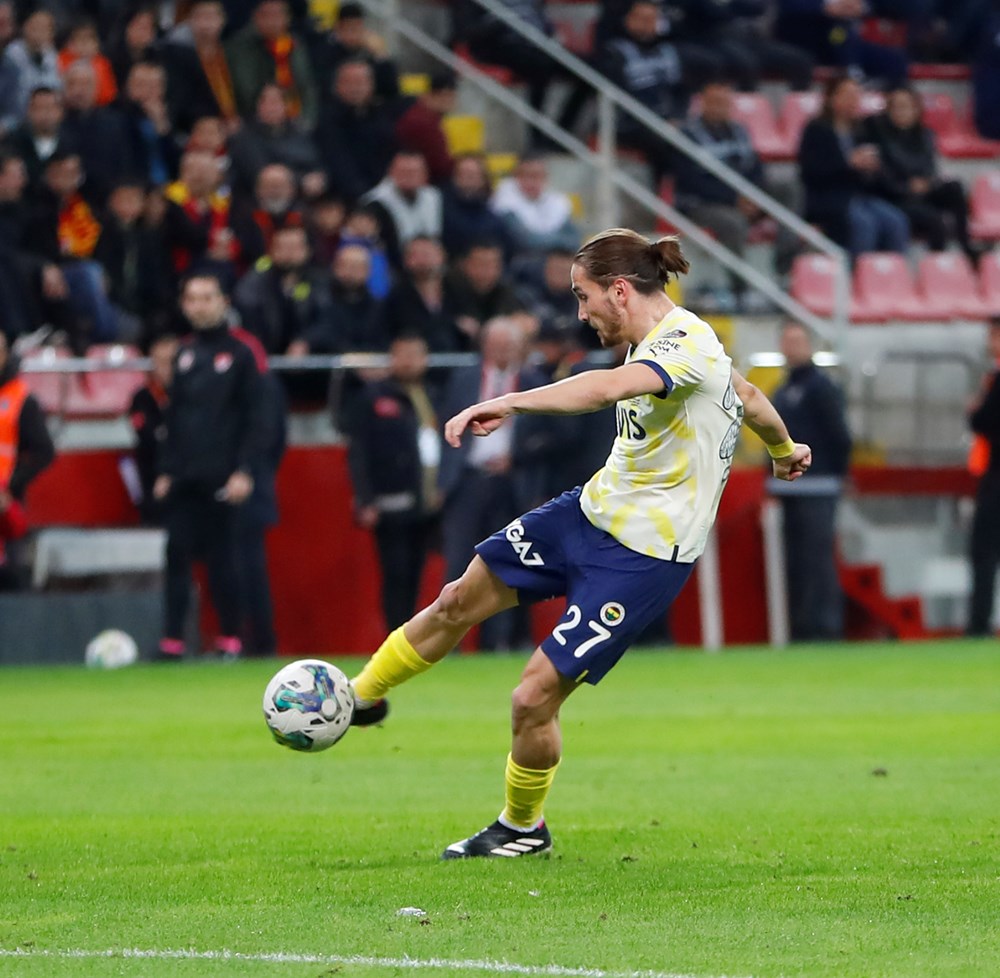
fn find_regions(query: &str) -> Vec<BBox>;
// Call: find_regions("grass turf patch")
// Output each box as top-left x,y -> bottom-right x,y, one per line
1,640 -> 998,978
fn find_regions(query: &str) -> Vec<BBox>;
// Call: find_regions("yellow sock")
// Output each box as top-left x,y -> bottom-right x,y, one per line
502,753 -> 560,830
352,627 -> 433,703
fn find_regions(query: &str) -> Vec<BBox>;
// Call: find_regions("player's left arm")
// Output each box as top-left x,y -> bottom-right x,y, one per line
444,363 -> 664,447
732,369 -> 812,481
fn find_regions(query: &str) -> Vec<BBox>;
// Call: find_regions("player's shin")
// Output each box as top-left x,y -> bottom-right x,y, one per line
500,752 -> 560,831
351,625 -> 434,704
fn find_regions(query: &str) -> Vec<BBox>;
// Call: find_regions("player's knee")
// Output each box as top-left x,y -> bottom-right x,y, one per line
430,578 -> 476,630
511,679 -> 554,732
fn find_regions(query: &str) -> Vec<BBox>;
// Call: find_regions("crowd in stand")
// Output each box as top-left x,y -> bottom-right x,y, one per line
0,0 -> 999,648
0,0 -> 996,357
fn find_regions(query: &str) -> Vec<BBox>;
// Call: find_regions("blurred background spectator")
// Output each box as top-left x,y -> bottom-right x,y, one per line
770,323 -> 853,642
347,333 -> 442,630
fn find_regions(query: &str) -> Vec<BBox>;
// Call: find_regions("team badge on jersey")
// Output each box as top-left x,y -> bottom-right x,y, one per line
214,353 -> 233,373
177,350 -> 194,373
600,602 -> 626,627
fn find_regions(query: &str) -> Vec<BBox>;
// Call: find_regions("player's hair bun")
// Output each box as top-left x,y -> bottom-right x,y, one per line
650,236 -> 690,281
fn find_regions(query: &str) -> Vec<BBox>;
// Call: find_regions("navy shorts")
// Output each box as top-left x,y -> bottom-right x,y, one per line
475,488 -> 694,685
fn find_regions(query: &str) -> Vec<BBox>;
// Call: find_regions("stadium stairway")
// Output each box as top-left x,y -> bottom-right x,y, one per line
840,562 -> 927,640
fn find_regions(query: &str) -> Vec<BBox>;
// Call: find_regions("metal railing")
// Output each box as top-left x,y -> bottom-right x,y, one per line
364,0 -> 851,346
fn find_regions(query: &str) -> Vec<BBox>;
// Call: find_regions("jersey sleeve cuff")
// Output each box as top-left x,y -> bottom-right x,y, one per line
635,359 -> 675,399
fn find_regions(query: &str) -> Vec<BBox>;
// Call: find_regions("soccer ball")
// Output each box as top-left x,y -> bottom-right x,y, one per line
85,629 -> 139,669
262,659 -> 355,752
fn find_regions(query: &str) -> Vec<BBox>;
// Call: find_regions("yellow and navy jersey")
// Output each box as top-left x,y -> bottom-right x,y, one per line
580,306 -> 742,563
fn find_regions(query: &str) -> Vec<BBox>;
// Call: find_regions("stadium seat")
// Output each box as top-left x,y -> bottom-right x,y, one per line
780,91 -> 821,154
790,253 -> 836,318
853,253 -> 925,321
20,347 -> 70,416
909,63 -> 971,81
970,172 -> 1000,242
919,92 -> 959,141
978,250 -> 1000,314
442,114 -> 485,155
937,102 -> 1000,159
915,252 -> 991,320
65,344 -> 145,419
729,93 -> 793,161
399,73 -> 430,96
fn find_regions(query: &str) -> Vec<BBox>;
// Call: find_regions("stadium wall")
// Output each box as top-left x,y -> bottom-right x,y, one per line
24,447 -> 773,653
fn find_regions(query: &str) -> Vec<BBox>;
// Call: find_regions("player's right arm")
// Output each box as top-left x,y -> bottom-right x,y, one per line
444,363 -> 665,447
732,369 -> 812,481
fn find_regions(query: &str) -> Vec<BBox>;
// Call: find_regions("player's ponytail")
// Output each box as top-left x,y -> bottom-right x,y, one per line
574,228 -> 689,295
650,235 -> 690,281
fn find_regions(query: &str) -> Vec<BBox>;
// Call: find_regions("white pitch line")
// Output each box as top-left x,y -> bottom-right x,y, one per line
0,947 -> 754,978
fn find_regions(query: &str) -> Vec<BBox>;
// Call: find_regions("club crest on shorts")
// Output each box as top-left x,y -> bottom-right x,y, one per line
600,602 -> 626,627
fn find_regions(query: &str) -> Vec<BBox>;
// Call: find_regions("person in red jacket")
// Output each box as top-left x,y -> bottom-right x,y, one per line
393,71 -> 456,187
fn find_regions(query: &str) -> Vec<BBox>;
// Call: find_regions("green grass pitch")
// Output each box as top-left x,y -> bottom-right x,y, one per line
1,640 -> 998,978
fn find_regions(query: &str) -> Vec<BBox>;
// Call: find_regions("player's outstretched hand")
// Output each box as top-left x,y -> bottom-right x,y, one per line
773,443 -> 812,481
444,397 -> 513,448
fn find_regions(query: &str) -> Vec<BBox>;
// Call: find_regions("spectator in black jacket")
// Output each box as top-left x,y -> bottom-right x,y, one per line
106,6 -> 159,89
798,76 -> 909,260
866,87 -> 975,259
347,333 -> 442,629
774,0 -> 910,85
3,86 -> 71,191
161,0 -> 241,134
153,273 -> 266,660
380,235 -> 460,351
769,323 -> 852,642
309,1 -> 399,102
60,60 -> 130,203
444,240 -> 522,350
230,162 -> 306,262
113,61 -> 180,189
676,82 -> 765,264
0,330 -> 55,589
441,153 -> 509,259
597,0 -> 715,182
227,82 -> 324,199
96,181 -> 173,343
967,317 -> 1000,636
328,242 -> 385,352
127,332 -> 177,524
315,58 -> 396,203
233,224 -> 333,356
673,0 -> 813,90
973,2 -> 1000,140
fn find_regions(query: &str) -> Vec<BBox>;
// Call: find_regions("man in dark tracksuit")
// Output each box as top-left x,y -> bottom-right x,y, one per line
770,323 -> 852,641
153,274 -> 266,660
347,334 -> 441,631
967,319 -> 1000,636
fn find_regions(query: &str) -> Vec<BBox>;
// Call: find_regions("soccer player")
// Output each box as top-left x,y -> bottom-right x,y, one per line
350,228 -> 812,858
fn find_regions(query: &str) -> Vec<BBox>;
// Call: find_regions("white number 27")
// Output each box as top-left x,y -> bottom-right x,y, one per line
551,604 -> 613,659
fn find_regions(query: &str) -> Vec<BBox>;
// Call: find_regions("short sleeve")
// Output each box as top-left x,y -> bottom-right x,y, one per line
638,332 -> 710,394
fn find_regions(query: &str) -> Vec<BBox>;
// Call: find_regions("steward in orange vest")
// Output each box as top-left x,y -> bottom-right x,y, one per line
0,333 -> 55,582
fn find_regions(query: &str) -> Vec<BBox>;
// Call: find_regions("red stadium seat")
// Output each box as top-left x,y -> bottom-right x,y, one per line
919,92 -> 959,140
64,344 -> 145,419
970,172 -> 1000,241
790,253 -> 836,318
915,252 -> 991,320
780,91 -> 821,155
853,253 -> 925,321
909,63 -> 971,81
20,347 -> 71,415
937,102 -> 1000,159
729,93 -> 794,161
979,250 -> 1000,314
